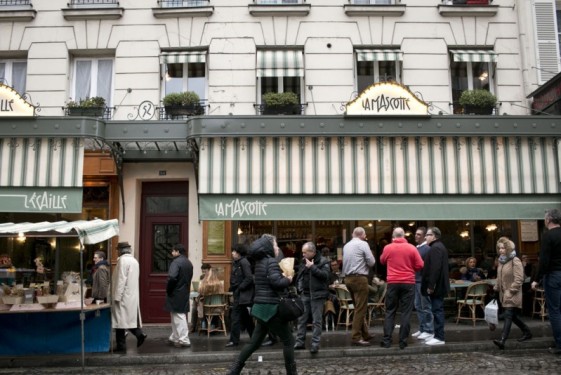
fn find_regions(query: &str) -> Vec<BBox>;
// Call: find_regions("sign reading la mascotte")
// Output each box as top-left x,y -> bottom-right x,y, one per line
0,83 -> 34,117
346,81 -> 429,116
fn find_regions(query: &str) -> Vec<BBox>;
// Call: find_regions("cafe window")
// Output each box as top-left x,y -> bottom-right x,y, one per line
0,60 -> 27,94
449,50 -> 496,114
356,49 -> 402,93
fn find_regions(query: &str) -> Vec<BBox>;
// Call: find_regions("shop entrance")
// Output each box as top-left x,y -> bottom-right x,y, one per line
139,181 -> 189,323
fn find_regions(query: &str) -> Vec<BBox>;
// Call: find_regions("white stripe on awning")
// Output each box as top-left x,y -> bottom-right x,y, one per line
450,50 -> 497,63
199,136 -> 559,195
356,49 -> 403,62
257,50 -> 304,77
0,137 -> 84,188
159,52 -> 206,64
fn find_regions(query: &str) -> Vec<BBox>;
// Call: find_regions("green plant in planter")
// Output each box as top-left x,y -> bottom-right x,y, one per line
459,89 -> 497,115
163,91 -> 202,117
66,96 -> 106,116
262,92 -> 299,115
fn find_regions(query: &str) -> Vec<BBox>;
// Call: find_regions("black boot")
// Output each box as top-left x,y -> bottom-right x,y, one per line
493,338 -> 506,350
513,311 -> 532,342
226,360 -> 245,375
285,362 -> 298,375
494,308 -> 513,350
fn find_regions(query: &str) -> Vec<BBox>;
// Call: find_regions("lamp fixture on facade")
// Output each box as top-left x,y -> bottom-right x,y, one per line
460,230 -> 469,238
486,224 -> 497,232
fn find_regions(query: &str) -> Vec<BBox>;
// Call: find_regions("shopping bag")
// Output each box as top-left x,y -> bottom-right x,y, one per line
484,299 -> 499,326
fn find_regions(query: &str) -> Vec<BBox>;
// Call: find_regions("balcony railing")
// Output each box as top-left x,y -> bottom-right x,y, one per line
442,0 -> 491,5
349,0 -> 397,4
255,103 -> 306,115
159,100 -> 207,120
158,0 -> 210,7
255,0 -> 304,4
0,0 -> 31,6
68,0 -> 119,6
64,105 -> 114,120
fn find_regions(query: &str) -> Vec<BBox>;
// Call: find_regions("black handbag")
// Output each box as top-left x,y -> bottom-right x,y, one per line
277,292 -> 304,322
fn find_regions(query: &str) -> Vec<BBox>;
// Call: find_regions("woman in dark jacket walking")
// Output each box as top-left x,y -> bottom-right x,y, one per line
226,244 -> 255,347
227,236 -> 296,375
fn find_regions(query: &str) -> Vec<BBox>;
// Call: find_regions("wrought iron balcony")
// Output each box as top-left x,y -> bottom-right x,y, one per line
255,103 -> 306,115
442,0 -> 492,5
255,0 -> 304,4
158,0 -> 210,7
67,0 -> 119,6
0,0 -> 32,6
159,100 -> 208,120
64,105 -> 114,120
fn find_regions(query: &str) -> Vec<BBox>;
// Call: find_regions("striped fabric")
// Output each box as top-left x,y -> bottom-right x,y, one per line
159,51 -> 207,64
0,137 -> 84,188
257,50 -> 304,77
356,49 -> 403,62
199,136 -> 559,195
450,50 -> 497,63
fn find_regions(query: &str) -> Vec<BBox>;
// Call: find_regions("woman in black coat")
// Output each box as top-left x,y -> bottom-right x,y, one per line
227,236 -> 296,375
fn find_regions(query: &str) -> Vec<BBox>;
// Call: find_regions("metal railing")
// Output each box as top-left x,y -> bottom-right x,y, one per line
349,0 -> 396,4
441,0 -> 491,5
255,0 -> 304,4
64,106 -> 114,120
159,100 -> 207,120
68,0 -> 119,6
158,0 -> 210,7
0,0 -> 31,6
255,103 -> 306,115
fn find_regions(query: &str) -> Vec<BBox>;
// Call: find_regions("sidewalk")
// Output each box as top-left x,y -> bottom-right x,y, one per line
0,316 -> 555,369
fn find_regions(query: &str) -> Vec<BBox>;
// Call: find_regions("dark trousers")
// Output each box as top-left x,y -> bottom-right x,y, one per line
229,299 -> 255,344
430,296 -> 445,341
500,307 -> 531,340
344,275 -> 370,342
295,295 -> 326,346
382,283 -> 415,346
115,327 -> 144,349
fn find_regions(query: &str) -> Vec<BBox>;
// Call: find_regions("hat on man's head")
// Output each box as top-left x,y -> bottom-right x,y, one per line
117,241 -> 131,249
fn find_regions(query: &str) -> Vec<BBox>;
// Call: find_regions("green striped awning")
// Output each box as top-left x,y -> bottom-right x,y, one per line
257,50 -> 304,77
450,50 -> 497,63
159,51 -> 207,64
356,49 -> 403,62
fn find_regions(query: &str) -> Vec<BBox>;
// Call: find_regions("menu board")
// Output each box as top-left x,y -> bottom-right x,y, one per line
207,221 -> 225,255
520,220 -> 538,242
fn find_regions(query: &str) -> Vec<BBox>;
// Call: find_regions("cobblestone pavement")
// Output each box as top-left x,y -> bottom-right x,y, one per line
2,349 -> 560,375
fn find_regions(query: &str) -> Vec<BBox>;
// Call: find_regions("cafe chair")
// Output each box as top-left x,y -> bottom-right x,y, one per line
455,281 -> 488,326
334,285 -> 354,331
367,283 -> 387,327
198,293 -> 228,337
532,288 -> 548,322
323,298 -> 337,331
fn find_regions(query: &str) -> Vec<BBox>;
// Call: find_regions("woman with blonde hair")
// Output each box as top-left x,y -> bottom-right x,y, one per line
197,268 -> 225,328
492,237 -> 532,349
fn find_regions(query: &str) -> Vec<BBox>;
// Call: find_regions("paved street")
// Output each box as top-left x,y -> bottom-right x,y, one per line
0,348 -> 560,375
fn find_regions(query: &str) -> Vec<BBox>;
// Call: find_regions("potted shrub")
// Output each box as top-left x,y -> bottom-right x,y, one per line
262,91 -> 300,115
66,96 -> 106,117
162,91 -> 202,118
459,89 -> 497,115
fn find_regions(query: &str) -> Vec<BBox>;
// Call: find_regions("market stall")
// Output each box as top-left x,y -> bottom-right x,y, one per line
0,219 -> 119,362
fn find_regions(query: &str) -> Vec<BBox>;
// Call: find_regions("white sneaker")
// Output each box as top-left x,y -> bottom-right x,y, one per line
418,332 -> 434,340
425,338 -> 445,346
411,331 -> 421,338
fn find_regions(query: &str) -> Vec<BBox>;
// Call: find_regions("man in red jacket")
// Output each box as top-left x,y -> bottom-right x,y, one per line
380,227 -> 424,350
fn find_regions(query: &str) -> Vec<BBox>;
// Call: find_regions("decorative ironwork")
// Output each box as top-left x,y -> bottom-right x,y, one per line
158,0 -> 210,8
0,0 -> 31,6
341,91 -> 359,112
68,0 -> 119,6
160,100 -> 207,120
255,103 -> 306,116
64,105 -> 114,120
127,101 -> 159,120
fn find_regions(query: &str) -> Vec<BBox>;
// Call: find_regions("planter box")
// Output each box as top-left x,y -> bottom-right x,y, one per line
463,105 -> 494,115
263,104 -> 301,115
67,106 -> 105,117
164,104 -> 204,118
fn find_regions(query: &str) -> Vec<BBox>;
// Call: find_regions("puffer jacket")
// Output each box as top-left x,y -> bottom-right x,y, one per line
296,252 -> 330,300
249,237 -> 291,304
497,256 -> 524,309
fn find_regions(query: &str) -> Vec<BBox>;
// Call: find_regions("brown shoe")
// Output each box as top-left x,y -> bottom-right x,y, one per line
365,335 -> 374,341
352,339 -> 371,347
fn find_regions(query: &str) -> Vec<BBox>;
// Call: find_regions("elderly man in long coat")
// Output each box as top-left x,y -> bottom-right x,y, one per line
165,243 -> 193,347
112,241 -> 147,353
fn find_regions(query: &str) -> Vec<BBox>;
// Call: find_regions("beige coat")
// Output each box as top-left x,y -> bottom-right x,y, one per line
111,253 -> 142,329
496,256 -> 524,309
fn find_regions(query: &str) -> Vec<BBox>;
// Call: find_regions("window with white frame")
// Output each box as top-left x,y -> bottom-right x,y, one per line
256,50 -> 304,104
356,49 -> 402,93
160,51 -> 206,101
449,50 -> 496,114
0,60 -> 27,94
72,57 -> 113,106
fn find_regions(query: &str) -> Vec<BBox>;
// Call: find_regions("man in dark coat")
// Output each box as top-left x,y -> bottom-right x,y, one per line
226,243 -> 255,347
165,243 -> 193,348
421,227 -> 450,346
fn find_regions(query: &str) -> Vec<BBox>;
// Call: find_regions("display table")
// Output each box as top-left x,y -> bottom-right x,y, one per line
0,303 -> 110,356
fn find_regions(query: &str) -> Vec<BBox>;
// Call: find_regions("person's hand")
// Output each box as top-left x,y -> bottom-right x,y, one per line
285,275 -> 293,282
427,288 -> 433,295
305,258 -> 313,269
531,281 -> 539,290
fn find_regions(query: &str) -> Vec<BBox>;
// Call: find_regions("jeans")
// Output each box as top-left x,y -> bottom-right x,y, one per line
344,275 -> 370,342
382,283 -> 415,345
414,282 -> 434,334
430,296 -> 445,341
229,299 -> 254,344
545,271 -> 561,348
295,295 -> 325,346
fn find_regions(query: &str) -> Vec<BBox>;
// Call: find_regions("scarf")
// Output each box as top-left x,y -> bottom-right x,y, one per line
498,250 -> 517,264
92,259 -> 109,274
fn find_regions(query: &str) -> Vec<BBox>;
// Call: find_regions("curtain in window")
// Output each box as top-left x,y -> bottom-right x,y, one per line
75,60 -> 92,101
97,59 -> 113,105
450,50 -> 497,63
12,62 -> 27,94
356,49 -> 403,62
0,63 -> 5,84
257,50 -> 304,77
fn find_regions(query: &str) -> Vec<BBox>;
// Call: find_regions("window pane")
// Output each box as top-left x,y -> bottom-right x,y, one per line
187,62 -> 206,99
12,62 -> 27,94
472,62 -> 490,91
97,59 -> 113,105
146,196 -> 188,214
188,62 -> 205,78
378,61 -> 396,82
165,63 -> 184,95
261,76 -> 278,97
152,224 -> 180,273
357,61 -> 373,93
75,61 -> 92,101
283,76 -> 301,101
0,63 -> 5,83
451,61 -> 468,103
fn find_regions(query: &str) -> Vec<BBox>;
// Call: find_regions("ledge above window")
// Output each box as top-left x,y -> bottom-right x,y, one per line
0,1 -> 36,22
438,4 -> 498,17
62,7 -> 124,20
344,4 -> 406,17
249,4 -> 311,17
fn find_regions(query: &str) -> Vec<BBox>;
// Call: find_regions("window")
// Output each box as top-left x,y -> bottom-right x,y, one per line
72,57 -> 113,106
160,52 -> 207,101
449,50 -> 496,114
256,50 -> 304,104
0,60 -> 27,94
356,49 -> 402,93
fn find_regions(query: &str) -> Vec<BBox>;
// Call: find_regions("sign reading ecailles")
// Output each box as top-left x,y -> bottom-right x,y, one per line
0,83 -> 35,117
345,81 -> 429,116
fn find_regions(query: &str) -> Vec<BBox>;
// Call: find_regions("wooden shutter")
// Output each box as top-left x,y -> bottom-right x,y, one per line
533,0 -> 561,83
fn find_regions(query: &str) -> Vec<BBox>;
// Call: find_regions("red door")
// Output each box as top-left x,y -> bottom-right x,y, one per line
139,182 -> 189,323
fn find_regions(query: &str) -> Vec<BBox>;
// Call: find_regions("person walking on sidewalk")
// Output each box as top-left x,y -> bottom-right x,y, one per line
91,251 -> 110,303
112,241 -> 147,353
532,208 -> 561,355
380,227 -> 424,350
493,237 -> 532,349
421,227 -> 449,346
342,227 -> 376,347
226,236 -> 296,375
411,227 -> 434,342
165,243 -> 193,348
294,242 -> 331,354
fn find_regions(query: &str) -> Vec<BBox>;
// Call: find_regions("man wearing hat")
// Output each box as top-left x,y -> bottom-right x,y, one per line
112,241 -> 147,353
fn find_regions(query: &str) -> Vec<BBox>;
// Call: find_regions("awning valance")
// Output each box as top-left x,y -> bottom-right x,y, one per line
356,49 -> 403,62
450,49 -> 497,63
257,50 -> 304,77
159,51 -> 206,64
